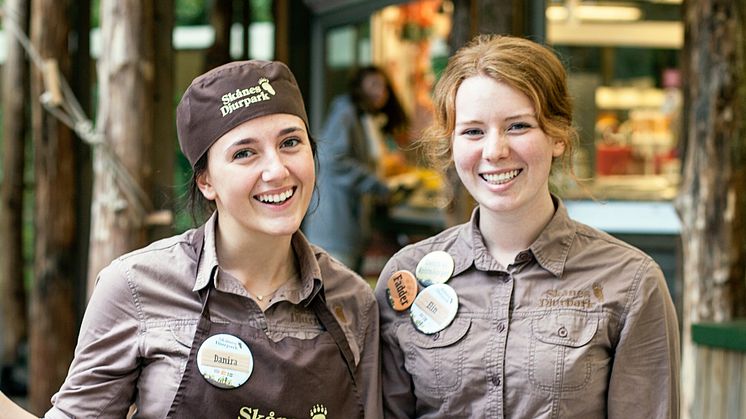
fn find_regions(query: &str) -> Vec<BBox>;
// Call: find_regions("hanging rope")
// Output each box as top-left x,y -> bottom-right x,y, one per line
1,4 -> 171,227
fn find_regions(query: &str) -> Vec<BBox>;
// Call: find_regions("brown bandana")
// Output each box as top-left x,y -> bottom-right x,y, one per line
176,60 -> 309,167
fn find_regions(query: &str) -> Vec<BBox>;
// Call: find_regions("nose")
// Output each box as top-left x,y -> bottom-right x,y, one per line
261,151 -> 290,182
482,130 -> 510,161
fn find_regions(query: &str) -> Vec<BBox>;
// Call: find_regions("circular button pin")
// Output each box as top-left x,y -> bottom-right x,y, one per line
196,333 -> 254,389
386,270 -> 419,311
415,251 -> 455,286
410,283 -> 459,334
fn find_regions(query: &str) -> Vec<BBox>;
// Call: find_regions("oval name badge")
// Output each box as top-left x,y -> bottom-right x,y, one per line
410,283 -> 458,334
386,270 -> 418,311
415,250 -> 455,286
196,333 -> 254,389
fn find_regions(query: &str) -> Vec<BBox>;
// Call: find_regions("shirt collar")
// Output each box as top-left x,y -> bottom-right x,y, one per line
193,212 -> 219,292
528,196 -> 576,278
455,195 -> 575,278
192,212 -> 323,302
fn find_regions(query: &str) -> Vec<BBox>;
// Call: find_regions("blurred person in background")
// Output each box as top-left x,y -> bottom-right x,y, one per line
303,66 -> 408,274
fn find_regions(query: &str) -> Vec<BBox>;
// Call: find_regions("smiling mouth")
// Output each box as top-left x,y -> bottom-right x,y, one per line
481,169 -> 521,185
255,187 -> 295,205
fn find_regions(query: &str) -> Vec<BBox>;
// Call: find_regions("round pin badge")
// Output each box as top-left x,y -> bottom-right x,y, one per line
196,333 -> 254,389
410,283 -> 459,334
415,250 -> 455,286
386,270 -> 419,311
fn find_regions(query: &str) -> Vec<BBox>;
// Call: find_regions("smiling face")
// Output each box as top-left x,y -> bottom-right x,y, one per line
453,76 -> 565,217
197,113 -> 315,241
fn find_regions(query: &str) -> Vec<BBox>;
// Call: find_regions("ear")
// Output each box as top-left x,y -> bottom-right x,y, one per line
196,170 -> 216,201
552,138 -> 566,158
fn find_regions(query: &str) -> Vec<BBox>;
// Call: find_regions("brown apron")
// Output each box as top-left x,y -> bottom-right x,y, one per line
166,230 -> 364,418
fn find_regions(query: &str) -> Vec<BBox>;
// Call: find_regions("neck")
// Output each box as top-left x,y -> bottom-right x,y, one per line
214,223 -> 298,296
479,193 -> 556,267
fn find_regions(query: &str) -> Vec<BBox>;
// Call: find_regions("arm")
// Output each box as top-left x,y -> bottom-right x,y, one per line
318,98 -> 389,196
357,295 -> 383,419
45,260 -> 142,418
0,392 -> 37,419
608,261 -> 680,419
375,262 -> 417,418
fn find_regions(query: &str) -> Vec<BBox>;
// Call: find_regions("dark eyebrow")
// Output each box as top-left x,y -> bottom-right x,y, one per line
227,125 -> 305,148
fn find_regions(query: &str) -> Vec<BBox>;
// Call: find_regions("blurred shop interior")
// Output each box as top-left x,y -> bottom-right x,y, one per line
167,0 -> 683,309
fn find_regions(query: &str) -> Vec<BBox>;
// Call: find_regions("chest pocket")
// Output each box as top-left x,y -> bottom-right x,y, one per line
529,313 -> 598,394
401,317 -> 471,395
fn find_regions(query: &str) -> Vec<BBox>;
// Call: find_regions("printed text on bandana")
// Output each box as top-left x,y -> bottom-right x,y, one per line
220,77 -> 276,116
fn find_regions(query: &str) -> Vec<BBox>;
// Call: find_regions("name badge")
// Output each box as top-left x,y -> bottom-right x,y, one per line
196,333 -> 254,388
415,250 -> 455,286
410,283 -> 458,334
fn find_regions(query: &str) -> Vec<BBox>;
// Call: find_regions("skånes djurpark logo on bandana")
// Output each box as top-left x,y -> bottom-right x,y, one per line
220,77 -> 277,117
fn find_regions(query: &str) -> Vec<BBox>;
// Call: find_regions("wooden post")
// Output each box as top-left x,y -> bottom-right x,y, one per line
87,0 -> 154,293
148,0 -> 175,243
0,0 -> 29,378
28,0 -> 77,413
676,1 -> 746,417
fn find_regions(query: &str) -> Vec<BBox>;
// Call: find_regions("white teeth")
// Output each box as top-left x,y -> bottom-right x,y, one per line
257,188 -> 294,204
483,170 -> 519,185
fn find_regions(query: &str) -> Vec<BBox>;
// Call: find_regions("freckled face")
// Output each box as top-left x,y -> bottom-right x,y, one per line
197,113 -> 315,240
452,76 -> 565,217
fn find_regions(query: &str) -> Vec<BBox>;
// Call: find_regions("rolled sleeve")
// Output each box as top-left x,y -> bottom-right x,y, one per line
608,261 -> 680,419
46,259 -> 142,418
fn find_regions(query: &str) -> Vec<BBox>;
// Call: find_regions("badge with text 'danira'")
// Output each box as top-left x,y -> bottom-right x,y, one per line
196,333 -> 254,389
386,270 -> 418,311
410,283 -> 458,334
415,250 -> 455,286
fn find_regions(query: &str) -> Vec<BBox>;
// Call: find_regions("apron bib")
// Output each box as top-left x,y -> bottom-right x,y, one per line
167,230 -> 363,418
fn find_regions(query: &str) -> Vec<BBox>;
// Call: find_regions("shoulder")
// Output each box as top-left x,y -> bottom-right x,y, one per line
94,229 -> 200,307
570,219 -> 655,266
314,244 -> 376,310
383,223 -> 466,273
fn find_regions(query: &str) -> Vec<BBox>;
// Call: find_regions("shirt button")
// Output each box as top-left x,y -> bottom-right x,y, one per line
497,322 -> 506,333
558,326 -> 568,338
491,375 -> 501,386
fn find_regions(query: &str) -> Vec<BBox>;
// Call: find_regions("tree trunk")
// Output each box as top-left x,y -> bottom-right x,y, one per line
87,0 -> 154,293
203,0 -> 233,71
676,1 -> 746,418
0,0 -> 29,379
28,0 -> 77,413
149,0 -> 175,243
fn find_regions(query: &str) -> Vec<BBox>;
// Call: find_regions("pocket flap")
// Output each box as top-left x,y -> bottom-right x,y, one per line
410,317 -> 471,349
533,313 -> 597,347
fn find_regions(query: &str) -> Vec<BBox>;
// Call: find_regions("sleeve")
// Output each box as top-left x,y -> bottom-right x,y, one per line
608,260 -> 680,419
374,260 -> 417,418
357,295 -> 383,419
317,98 -> 389,197
45,260 -> 142,418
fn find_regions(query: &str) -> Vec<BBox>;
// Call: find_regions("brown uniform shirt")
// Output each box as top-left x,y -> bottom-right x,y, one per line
45,213 -> 382,418
376,198 -> 680,418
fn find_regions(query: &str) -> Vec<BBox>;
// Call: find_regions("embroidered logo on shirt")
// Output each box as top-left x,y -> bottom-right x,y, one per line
539,289 -> 592,309
592,282 -> 605,302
